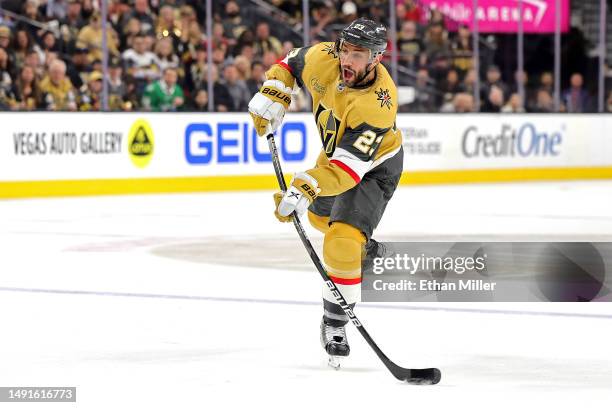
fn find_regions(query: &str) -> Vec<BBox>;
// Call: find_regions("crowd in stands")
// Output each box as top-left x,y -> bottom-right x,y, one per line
0,0 -> 610,113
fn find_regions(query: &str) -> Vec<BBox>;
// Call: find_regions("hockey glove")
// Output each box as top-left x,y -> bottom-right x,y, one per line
273,172 -> 320,222
248,79 -> 292,136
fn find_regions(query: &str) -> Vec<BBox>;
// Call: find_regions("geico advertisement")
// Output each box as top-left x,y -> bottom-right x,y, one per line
397,114 -> 611,170
0,113 -> 319,181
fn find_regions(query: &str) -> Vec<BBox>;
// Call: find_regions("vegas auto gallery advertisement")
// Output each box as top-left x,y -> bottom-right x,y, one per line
0,113 -> 611,184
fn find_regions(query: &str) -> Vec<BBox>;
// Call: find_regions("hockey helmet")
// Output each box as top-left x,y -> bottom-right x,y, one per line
336,18 -> 388,61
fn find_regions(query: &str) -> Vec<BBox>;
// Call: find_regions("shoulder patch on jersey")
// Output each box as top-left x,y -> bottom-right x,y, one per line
375,87 -> 393,110
322,43 -> 338,58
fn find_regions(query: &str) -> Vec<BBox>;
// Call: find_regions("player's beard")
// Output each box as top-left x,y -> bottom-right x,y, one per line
341,65 -> 368,88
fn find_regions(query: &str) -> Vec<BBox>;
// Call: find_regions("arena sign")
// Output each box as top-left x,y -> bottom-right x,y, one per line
421,0 -> 570,33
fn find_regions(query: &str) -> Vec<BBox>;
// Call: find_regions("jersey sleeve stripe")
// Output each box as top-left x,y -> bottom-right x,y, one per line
276,60 -> 292,73
330,159 -> 362,184
329,275 -> 362,285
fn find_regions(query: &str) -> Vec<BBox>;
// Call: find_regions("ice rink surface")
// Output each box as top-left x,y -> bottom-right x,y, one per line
1,181 -> 612,407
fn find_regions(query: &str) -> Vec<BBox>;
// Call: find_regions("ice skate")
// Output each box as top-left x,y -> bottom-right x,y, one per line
320,318 -> 350,370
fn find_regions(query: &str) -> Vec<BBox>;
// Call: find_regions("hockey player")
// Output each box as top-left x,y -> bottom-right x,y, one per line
248,18 -> 403,368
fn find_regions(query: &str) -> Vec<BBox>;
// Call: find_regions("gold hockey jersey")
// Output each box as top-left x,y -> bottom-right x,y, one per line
266,42 -> 403,197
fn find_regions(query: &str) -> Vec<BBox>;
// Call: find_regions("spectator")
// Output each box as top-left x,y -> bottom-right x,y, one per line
24,50 -> 44,79
39,59 -> 77,111
178,4 -> 198,32
402,0 -> 423,23
233,55 -> 251,82
441,92 -> 474,113
9,64 -> 41,110
122,32 -> 159,91
155,4 -> 181,46
11,29 -> 34,71
188,88 -> 210,111
562,73 -> 592,113
212,46 -> 228,68
220,63 -> 250,112
501,93 -> 525,113
188,43 -> 208,90
310,4 -> 335,42
0,25 -> 12,51
223,1 -> 249,41
397,21 -> 425,71
481,65 -> 508,101
261,50 -> 278,70
211,22 -> 234,55
197,64 -> 232,112
424,23 -> 450,63
607,90 -> 612,113
530,89 -> 554,113
254,22 -> 282,58
0,46 -> 13,82
78,71 -> 103,111
281,41 -> 294,57
154,37 -> 181,75
40,31 -> 62,59
77,11 -> 119,62
462,68 -> 477,96
108,57 -> 128,111
120,17 -> 142,50
437,68 -> 463,104
406,68 -> 436,113
538,71 -> 554,95
237,41 -> 255,62
122,78 -> 140,111
0,47 -> 13,110
66,45 -> 91,89
178,20 -> 205,62
235,29 -> 255,58
366,1 -> 387,24
246,60 -> 265,96
481,85 -> 505,112
41,0 -> 69,20
451,25 -> 473,74
270,0 -> 301,24
120,0 -> 155,35
142,67 -> 184,112
337,2 -> 358,26
17,1 -> 43,41
79,0 -> 94,20
59,0 -> 86,54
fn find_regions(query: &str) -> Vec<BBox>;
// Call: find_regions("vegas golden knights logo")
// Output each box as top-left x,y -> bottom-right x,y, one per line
315,104 -> 341,156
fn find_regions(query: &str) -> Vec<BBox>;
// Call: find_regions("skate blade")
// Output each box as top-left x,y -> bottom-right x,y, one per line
328,355 -> 344,370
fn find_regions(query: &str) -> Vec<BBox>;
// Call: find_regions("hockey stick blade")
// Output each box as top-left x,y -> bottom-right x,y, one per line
394,366 -> 442,385
266,134 -> 442,385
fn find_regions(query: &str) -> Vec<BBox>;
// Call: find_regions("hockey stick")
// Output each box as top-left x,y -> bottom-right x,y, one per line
267,134 -> 441,385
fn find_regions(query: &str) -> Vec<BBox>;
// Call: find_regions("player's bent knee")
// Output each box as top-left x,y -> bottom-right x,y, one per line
308,211 -> 330,234
323,222 -> 366,279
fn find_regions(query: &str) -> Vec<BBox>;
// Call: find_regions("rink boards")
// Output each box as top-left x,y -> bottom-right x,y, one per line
0,112 -> 611,198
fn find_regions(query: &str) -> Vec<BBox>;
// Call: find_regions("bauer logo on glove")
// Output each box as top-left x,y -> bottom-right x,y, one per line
274,172 -> 320,222
248,79 -> 293,137
261,87 -> 292,106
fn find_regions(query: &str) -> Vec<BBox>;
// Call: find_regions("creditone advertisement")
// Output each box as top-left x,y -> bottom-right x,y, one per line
420,0 -> 570,33
0,113 -> 611,198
